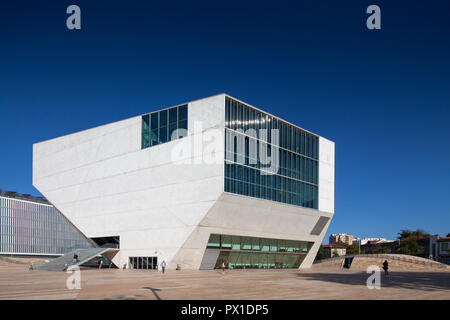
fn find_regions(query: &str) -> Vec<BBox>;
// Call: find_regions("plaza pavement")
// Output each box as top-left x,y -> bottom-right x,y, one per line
0,260 -> 449,300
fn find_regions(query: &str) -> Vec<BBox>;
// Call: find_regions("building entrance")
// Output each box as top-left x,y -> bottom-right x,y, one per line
129,256 -> 158,269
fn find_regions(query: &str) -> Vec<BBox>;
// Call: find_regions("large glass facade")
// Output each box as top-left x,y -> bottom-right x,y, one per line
0,196 -> 92,255
207,233 -> 313,269
224,97 -> 319,209
141,104 -> 188,149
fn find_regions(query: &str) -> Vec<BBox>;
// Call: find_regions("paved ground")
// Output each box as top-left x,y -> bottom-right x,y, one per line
0,261 -> 449,299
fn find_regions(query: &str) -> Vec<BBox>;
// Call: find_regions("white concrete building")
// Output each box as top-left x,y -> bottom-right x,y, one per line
33,94 -> 335,270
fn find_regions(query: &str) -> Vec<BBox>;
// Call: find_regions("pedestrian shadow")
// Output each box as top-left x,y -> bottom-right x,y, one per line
296,271 -> 450,291
143,287 -> 162,300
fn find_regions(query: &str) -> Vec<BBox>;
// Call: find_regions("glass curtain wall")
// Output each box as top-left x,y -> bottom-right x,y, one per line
142,104 -> 188,149
207,233 -> 313,269
224,97 -> 319,209
0,197 -> 92,255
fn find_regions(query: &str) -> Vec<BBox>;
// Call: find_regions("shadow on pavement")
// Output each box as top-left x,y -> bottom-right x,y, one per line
296,271 -> 450,291
143,287 -> 162,300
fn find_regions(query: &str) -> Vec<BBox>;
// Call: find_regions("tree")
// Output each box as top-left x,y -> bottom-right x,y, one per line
346,244 -> 360,255
315,246 -> 328,261
447,233 -> 450,238
397,229 -> 429,256
371,244 -> 388,254
398,229 -> 429,240
335,241 -> 350,248
332,250 -> 340,257
398,238 -> 424,255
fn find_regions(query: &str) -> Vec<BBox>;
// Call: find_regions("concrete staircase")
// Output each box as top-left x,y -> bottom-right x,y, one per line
32,248 -> 111,271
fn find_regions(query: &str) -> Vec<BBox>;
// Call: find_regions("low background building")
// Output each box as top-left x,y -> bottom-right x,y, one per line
430,235 -> 450,265
329,233 -> 354,246
353,237 -> 389,246
322,244 -> 346,257
360,240 -> 398,254
0,189 -> 93,257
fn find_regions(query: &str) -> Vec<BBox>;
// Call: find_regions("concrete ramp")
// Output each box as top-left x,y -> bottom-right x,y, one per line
314,254 -> 449,271
33,248 -> 119,271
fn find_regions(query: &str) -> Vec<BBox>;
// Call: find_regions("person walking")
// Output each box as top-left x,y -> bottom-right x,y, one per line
382,260 -> 389,275
221,261 -> 226,274
72,254 -> 79,265
161,260 -> 166,274
98,259 -> 103,269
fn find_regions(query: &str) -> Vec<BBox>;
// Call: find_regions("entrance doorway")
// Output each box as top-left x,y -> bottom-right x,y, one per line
129,256 -> 158,270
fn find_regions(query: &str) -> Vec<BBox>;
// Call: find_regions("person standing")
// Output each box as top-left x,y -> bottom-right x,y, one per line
161,260 -> 166,274
382,260 -> 389,275
221,261 -> 226,274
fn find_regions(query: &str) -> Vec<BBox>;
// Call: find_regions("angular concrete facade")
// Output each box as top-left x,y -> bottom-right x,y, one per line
33,94 -> 334,270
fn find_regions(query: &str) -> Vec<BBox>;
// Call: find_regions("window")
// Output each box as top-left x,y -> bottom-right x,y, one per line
206,233 -> 313,269
224,97 -> 318,209
222,235 -> 232,249
141,115 -> 150,149
207,234 -> 220,248
141,104 -> 188,149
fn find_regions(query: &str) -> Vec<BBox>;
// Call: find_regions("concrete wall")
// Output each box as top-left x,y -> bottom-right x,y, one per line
171,192 -> 333,269
318,137 -> 335,214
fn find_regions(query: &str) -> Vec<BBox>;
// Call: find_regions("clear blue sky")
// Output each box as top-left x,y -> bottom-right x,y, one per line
1,1 -> 449,242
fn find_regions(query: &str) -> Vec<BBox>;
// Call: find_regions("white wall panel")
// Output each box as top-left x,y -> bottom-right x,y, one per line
318,137 -> 335,214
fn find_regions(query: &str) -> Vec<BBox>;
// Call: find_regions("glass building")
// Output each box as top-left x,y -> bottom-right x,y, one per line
0,191 -> 92,256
